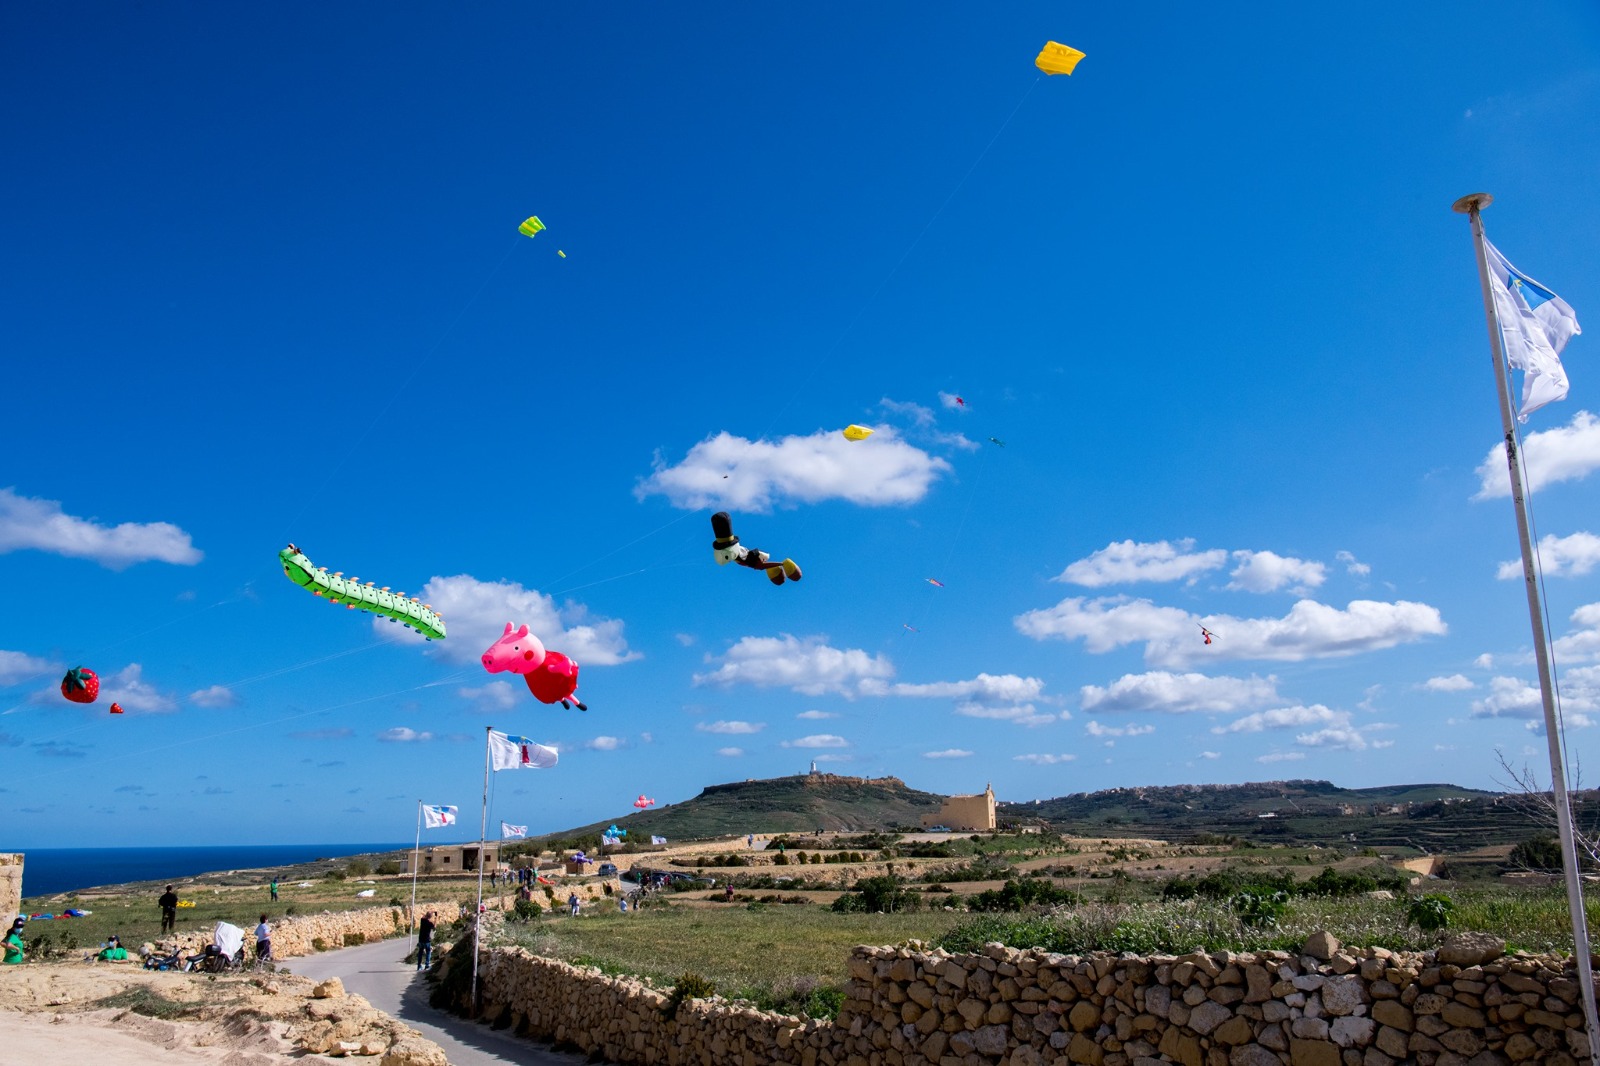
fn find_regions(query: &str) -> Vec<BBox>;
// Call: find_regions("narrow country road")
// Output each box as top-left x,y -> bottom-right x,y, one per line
283,937 -> 596,1066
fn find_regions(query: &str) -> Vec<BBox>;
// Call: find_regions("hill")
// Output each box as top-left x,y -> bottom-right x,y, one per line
999,779 -> 1587,853
537,773 -> 948,843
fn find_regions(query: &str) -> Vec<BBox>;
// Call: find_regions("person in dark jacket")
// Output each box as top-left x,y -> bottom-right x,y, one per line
416,912 -> 436,970
158,886 -> 178,933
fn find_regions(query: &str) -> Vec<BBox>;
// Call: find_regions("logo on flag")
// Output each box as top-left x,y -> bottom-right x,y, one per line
422,804 -> 457,829
489,730 -> 559,771
501,822 -> 527,839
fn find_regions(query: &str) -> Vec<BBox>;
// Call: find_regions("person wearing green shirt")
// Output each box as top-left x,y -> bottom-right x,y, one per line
3,931 -> 24,964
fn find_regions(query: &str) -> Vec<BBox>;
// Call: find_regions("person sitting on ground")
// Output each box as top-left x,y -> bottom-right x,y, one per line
254,915 -> 272,963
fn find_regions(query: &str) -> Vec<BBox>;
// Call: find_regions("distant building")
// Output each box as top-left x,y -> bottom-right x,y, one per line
922,784 -> 997,831
810,761 -> 818,776
401,844 -> 502,876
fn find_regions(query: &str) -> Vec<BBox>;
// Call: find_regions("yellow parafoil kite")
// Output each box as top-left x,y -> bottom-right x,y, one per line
518,216 -> 546,238
842,425 -> 874,441
1035,42 -> 1085,76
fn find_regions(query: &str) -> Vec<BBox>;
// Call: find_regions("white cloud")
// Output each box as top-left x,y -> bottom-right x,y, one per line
457,682 -> 519,710
1498,532 -> 1600,580
1228,551 -> 1326,594
1470,676 -> 1542,720
586,736 -> 623,751
636,428 -> 951,511
953,701 -> 1060,727
1215,704 -> 1344,734
695,720 -> 765,735
1336,550 -> 1371,577
1199,751 -> 1221,760
188,685 -> 237,709
875,673 -> 1046,703
797,710 -> 839,720
1422,674 -> 1475,693
1296,725 -> 1374,751
375,573 -> 636,668
715,747 -> 744,757
1015,595 -> 1193,652
937,392 -> 966,412
1013,753 -> 1077,765
1554,603 -> 1600,662
881,397 -> 936,427
1055,539 -> 1227,588
1084,721 -> 1154,738
0,488 -> 202,569
377,727 -> 433,742
923,749 -> 973,759
1079,672 -> 1279,714
1256,751 -> 1306,764
1146,600 -> 1445,669
0,650 -> 57,686
1474,653 -> 1496,669
782,734 -> 849,749
694,635 -> 893,698
675,633 -> 697,647
1475,411 -> 1600,499
99,665 -> 177,715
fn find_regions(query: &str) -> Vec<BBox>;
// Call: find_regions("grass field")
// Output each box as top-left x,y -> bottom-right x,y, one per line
498,904 -> 964,1013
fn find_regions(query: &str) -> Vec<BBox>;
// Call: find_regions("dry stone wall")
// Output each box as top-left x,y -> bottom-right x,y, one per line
158,899 -> 458,960
465,931 -> 1597,1066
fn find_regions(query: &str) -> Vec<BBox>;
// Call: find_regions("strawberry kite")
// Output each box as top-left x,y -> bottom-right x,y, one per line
60,667 -> 99,704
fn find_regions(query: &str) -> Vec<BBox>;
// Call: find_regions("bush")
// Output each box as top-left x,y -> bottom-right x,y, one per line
376,860 -> 401,876
1408,894 -> 1455,932
346,859 -> 371,877
511,899 -> 543,922
772,854 -> 789,866
1510,834 -> 1564,871
343,932 -> 366,947
662,972 -> 717,1021
325,869 -> 346,882
1230,891 -> 1288,929
284,905 -> 297,916
831,875 -> 921,914
968,878 -> 1075,913
312,937 -> 329,952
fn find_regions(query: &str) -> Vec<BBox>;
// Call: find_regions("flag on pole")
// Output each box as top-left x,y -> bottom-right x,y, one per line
1485,239 -> 1581,422
489,730 -> 559,771
422,804 -> 457,829
501,821 -> 527,839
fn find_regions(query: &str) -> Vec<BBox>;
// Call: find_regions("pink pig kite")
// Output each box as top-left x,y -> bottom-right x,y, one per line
481,622 -> 546,675
526,651 -> 587,711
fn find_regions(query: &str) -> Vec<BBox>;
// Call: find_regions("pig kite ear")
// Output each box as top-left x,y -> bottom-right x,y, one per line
502,622 -> 514,636
516,625 -> 531,639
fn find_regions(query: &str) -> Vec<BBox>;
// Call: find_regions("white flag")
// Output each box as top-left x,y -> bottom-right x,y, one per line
489,730 -> 559,771
1485,239 -> 1581,422
422,804 -> 457,829
501,821 -> 527,838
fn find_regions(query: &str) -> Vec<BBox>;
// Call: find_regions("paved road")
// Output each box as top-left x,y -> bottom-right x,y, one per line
283,937 -> 593,1066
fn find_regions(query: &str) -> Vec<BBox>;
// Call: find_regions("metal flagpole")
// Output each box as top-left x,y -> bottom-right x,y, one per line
471,726 -> 491,1009
409,800 -> 422,934
1455,192 -> 1600,1062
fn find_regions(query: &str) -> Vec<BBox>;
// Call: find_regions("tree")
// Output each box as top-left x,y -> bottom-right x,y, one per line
1494,751 -> 1600,872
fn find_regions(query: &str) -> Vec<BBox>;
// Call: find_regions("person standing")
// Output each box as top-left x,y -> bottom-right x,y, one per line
254,914 -> 272,963
415,911 -> 435,971
568,891 -> 580,917
269,879 -> 279,902
158,885 -> 178,934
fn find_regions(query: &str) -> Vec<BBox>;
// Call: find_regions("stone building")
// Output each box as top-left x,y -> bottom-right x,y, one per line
921,783 -> 996,831
0,854 -> 20,921
401,843 -> 501,876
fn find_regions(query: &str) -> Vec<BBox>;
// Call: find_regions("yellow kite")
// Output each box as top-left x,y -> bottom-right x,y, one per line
842,425 -> 874,441
518,216 -> 546,237
1035,42 -> 1085,76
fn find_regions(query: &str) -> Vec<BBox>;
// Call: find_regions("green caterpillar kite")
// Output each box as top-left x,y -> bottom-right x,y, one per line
279,543 -> 447,640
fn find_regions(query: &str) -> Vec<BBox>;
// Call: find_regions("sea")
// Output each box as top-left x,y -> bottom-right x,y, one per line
11,843 -> 414,898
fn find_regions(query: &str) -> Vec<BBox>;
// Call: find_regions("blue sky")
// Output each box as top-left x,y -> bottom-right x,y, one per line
4,3 -> 1600,848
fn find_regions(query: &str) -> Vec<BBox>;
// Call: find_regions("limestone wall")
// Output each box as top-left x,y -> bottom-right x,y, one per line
463,931 -> 1597,1066
0,854 -> 22,925
157,899 -> 459,960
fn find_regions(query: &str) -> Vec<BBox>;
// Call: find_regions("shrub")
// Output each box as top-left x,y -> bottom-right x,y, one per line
312,937 -> 329,952
389,896 -> 404,907
662,972 -> 717,1021
343,932 -> 366,947
1408,894 -> 1455,932
772,854 -> 789,866
1230,891 -> 1289,929
511,899 -> 543,922
325,869 -> 346,882
376,860 -> 401,876
284,905 -> 297,916
831,875 -> 921,914
1510,834 -> 1563,871
346,859 -> 371,877
968,877 -> 1075,913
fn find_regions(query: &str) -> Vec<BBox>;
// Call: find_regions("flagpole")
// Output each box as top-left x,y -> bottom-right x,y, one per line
1455,192 -> 1600,1062
471,725 -> 490,1009
409,800 -> 421,934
